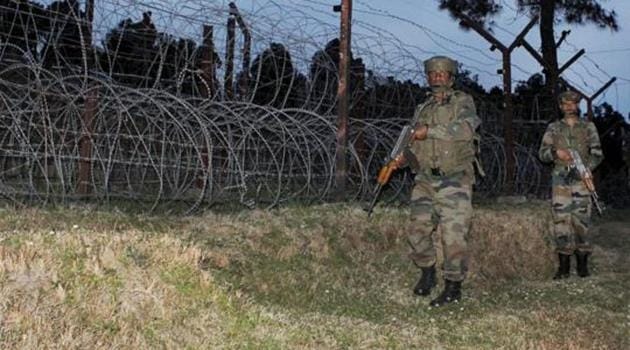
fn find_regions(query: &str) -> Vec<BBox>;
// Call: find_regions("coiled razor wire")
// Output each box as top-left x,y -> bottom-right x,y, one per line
0,63 -> 546,213
0,0 -> 549,212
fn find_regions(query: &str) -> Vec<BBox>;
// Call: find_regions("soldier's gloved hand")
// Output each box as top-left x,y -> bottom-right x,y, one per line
377,155 -> 404,185
391,154 -> 406,170
556,148 -> 572,162
414,125 -> 429,141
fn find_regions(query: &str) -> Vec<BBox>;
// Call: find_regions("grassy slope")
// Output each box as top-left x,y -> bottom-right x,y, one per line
0,203 -> 628,349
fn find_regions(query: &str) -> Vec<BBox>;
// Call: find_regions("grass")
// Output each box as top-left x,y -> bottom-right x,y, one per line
0,202 -> 628,349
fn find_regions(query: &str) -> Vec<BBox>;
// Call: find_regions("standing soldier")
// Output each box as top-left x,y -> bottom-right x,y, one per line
538,91 -> 603,279
385,56 -> 481,306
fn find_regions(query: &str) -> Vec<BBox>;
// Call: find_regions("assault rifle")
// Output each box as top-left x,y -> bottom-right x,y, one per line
365,124 -> 415,218
568,149 -> 605,216
366,101 -> 429,217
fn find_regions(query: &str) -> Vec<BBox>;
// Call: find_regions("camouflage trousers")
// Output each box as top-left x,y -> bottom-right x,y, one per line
551,175 -> 593,255
408,171 -> 472,282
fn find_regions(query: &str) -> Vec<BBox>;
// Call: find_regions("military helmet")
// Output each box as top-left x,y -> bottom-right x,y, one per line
424,56 -> 458,75
558,90 -> 581,103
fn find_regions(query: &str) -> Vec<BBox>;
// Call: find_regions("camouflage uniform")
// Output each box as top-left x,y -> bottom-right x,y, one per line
538,97 -> 603,256
404,80 -> 481,283
390,55 -> 481,305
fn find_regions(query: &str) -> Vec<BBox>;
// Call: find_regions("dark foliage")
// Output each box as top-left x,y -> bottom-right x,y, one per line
436,0 -> 618,120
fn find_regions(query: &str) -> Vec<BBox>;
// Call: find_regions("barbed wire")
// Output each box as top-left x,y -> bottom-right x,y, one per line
1,0 -> 626,212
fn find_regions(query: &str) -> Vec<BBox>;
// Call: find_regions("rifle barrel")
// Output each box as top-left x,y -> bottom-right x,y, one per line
366,183 -> 383,218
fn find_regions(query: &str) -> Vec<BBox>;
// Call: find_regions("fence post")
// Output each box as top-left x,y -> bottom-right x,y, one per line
225,14 -> 236,99
333,0 -> 352,196
78,0 -> 96,195
199,25 -> 216,98
229,2 -> 251,98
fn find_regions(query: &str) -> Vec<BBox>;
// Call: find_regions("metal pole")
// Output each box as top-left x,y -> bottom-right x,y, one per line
334,0 -> 352,196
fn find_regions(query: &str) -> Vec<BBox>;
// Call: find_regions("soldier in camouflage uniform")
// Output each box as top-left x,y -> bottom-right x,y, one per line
539,90 -> 603,279
387,56 -> 481,307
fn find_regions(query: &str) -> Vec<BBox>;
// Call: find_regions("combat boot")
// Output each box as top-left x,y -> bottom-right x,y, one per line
429,280 -> 461,307
413,265 -> 436,296
575,252 -> 590,277
553,253 -> 571,280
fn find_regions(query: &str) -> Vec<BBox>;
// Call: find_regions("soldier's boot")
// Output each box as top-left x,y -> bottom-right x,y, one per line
575,252 -> 590,277
413,265 -> 436,296
429,280 -> 461,307
553,253 -> 571,280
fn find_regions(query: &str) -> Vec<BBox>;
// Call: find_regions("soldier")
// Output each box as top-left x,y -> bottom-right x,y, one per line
386,56 -> 481,306
538,90 -> 603,279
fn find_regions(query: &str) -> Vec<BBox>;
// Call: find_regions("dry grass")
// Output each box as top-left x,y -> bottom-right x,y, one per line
0,203 -> 628,349
468,202 -> 555,283
0,223 -> 225,348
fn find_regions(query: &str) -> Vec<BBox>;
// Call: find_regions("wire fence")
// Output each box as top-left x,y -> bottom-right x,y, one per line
1,0 -> 627,212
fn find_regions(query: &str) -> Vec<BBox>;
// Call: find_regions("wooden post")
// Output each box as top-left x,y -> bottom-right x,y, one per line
78,87 -> 97,195
558,49 -> 585,75
199,25 -> 216,98
229,2 -> 251,97
78,0 -> 96,195
225,15 -> 236,99
502,51 -> 515,194
334,0 -> 352,196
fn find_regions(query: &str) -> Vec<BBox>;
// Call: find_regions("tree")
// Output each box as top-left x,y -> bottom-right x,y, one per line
42,0 -> 89,68
456,67 -> 487,96
309,38 -> 342,114
249,43 -> 297,108
308,38 -> 366,115
102,11 -> 158,87
155,34 -> 199,94
0,0 -> 48,62
437,0 -> 618,116
513,73 -> 545,121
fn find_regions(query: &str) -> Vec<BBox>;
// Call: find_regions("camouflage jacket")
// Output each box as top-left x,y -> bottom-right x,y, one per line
538,118 -> 603,175
406,90 -> 481,176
